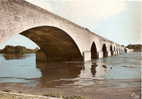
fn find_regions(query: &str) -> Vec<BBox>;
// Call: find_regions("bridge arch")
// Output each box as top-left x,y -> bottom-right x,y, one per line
124,48 -> 127,53
116,48 -> 119,55
113,46 -> 117,55
114,46 -> 116,51
102,44 -> 108,57
110,45 -> 113,56
20,26 -> 83,61
91,42 -> 99,60
119,48 -> 121,54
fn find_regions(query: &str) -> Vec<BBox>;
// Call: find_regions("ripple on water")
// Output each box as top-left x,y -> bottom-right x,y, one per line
0,52 -> 141,88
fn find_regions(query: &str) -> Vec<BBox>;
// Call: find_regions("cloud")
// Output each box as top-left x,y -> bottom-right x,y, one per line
26,0 -> 128,25
128,0 -> 142,1
94,1 -> 142,45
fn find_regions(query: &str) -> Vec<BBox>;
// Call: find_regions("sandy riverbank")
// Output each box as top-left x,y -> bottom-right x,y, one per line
0,91 -> 58,99
0,81 -> 141,99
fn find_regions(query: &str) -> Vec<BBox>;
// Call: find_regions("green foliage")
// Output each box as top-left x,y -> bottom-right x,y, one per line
127,44 -> 142,52
0,45 -> 39,54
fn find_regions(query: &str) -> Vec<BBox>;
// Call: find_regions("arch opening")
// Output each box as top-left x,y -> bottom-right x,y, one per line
119,48 -> 121,54
113,46 -> 116,55
124,48 -> 127,53
110,45 -> 113,56
116,49 -> 119,54
91,42 -> 99,60
20,26 -> 83,62
102,44 -> 108,57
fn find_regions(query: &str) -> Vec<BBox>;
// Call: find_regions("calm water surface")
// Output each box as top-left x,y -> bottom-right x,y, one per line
0,52 -> 141,88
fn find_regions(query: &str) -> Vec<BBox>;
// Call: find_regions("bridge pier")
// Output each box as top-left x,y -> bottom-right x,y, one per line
80,61 -> 93,78
36,50 -> 47,62
107,51 -> 111,56
113,51 -> 117,56
98,51 -> 103,58
83,51 -> 91,62
113,51 -> 116,56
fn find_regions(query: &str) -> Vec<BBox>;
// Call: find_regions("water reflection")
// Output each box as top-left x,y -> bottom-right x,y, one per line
79,61 -> 107,79
91,63 -> 97,77
0,53 -> 108,87
36,60 -> 82,87
36,52 -> 108,87
3,53 -> 25,60
0,52 -> 141,88
0,54 -> 41,83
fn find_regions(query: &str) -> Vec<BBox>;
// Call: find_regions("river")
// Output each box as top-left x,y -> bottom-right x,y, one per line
0,52 -> 141,98
0,52 -> 141,87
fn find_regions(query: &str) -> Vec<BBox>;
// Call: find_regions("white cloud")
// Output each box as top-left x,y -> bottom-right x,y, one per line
128,0 -> 142,1
26,0 -> 128,24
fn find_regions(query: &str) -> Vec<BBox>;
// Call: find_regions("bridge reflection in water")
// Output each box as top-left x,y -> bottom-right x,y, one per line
0,52 -> 140,88
36,54 -> 107,87
0,52 -> 108,87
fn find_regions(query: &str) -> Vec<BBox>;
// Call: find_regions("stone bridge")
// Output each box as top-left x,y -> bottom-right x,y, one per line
0,0 -> 127,62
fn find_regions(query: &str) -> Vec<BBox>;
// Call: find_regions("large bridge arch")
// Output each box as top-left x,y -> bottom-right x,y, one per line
0,0 -> 92,56
19,26 -> 83,61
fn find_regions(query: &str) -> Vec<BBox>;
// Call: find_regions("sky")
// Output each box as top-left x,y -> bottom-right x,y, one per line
0,0 -> 141,49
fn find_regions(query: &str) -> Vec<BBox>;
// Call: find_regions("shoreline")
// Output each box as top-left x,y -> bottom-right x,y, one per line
0,82 -> 140,99
0,91 -> 55,99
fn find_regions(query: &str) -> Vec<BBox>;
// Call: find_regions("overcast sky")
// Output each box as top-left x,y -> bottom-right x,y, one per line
0,0 -> 141,49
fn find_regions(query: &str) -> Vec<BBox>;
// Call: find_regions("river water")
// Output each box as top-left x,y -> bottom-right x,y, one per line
0,52 -> 141,88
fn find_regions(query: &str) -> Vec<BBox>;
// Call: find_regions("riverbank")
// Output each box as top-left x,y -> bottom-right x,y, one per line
0,91 -> 54,99
0,80 -> 140,99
